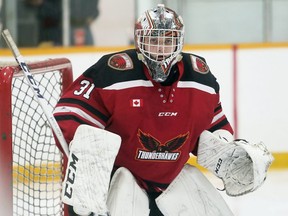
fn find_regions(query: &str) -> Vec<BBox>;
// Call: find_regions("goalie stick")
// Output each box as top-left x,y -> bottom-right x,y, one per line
1,29 -> 69,157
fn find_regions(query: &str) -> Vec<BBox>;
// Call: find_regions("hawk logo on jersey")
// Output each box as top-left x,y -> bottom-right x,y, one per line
136,129 -> 189,161
190,55 -> 210,74
108,53 -> 134,70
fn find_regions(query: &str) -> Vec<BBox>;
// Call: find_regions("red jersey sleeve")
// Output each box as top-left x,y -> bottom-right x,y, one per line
53,74 -> 109,153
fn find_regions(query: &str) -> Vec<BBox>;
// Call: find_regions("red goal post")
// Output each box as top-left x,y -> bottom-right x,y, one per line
0,58 -> 73,216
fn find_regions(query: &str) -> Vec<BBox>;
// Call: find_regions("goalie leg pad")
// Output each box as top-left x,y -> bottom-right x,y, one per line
107,167 -> 150,216
62,125 -> 121,215
156,164 -> 234,216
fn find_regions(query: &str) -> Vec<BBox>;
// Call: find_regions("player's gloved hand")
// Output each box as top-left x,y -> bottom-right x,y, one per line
197,130 -> 274,196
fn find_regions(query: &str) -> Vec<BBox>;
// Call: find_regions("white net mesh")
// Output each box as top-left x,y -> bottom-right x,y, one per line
0,58 -> 72,216
12,71 -> 63,215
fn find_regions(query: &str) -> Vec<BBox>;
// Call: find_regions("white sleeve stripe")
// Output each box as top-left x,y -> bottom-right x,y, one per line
103,80 -> 153,90
211,111 -> 225,124
54,106 -> 105,129
177,81 -> 216,94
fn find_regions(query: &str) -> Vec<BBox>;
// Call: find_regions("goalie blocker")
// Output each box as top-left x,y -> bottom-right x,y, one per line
197,130 -> 274,196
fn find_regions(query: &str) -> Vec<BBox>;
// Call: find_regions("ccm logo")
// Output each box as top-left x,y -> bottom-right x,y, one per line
64,153 -> 79,199
158,112 -> 178,117
20,62 -> 44,99
215,158 -> 222,174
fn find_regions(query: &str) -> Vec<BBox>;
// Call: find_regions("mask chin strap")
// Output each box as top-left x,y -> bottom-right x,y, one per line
137,53 -> 145,61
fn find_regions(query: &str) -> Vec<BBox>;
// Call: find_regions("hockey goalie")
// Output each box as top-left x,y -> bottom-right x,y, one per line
53,4 -> 273,216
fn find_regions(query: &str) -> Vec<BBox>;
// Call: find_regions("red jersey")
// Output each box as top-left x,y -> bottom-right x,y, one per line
54,49 -> 233,191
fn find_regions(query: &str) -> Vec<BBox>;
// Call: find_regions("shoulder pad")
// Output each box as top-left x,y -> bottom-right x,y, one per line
190,55 -> 210,74
108,53 -> 134,71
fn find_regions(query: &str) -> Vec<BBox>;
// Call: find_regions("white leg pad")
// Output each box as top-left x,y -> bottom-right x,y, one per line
107,167 -> 150,216
156,164 -> 234,216
62,125 -> 121,215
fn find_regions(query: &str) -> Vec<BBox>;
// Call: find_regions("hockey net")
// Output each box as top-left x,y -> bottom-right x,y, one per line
0,58 -> 73,216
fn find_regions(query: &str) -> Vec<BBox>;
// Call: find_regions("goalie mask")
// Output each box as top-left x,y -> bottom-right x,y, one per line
135,4 -> 185,82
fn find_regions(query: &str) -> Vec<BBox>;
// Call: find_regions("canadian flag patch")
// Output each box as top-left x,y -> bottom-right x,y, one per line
130,99 -> 143,107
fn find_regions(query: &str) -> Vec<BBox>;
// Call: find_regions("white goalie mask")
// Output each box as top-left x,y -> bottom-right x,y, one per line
135,4 -> 185,82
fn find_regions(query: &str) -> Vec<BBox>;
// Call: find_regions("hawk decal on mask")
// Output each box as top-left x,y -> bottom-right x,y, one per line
108,53 -> 134,70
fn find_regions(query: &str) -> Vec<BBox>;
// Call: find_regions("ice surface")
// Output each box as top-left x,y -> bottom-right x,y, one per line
205,169 -> 288,216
